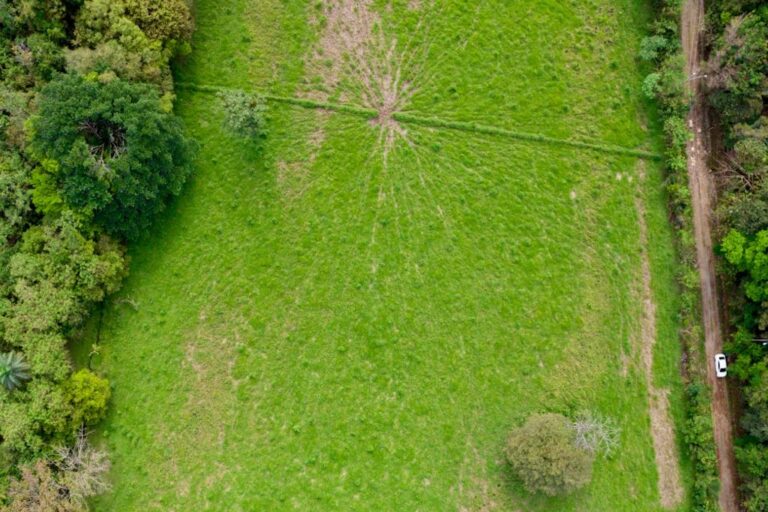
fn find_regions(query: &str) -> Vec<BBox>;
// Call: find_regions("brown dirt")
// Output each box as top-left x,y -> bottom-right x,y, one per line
157,310 -> 246,503
305,0 -> 415,155
455,438 -> 503,512
635,163 -> 684,508
681,1 -> 740,510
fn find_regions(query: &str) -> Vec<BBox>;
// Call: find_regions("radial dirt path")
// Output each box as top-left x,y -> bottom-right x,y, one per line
681,1 -> 739,510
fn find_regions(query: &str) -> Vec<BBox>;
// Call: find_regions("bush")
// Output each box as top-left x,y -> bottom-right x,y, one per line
65,369 -> 111,429
683,382 -> 720,510
505,413 -> 593,496
1,212 -> 127,344
218,90 -> 269,139
123,0 -> 194,45
32,75 -> 195,240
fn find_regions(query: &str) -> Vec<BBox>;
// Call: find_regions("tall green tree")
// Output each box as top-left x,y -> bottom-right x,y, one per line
31,75 -> 195,240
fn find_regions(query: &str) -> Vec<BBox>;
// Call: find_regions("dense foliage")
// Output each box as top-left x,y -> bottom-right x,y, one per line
701,3 -> 768,510
505,413 -> 594,496
642,3 -> 721,510
217,90 -> 269,140
32,75 -> 194,240
0,0 -> 195,507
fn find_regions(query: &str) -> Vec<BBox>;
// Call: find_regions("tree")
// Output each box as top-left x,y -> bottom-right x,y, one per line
32,75 -> 195,240
218,90 -> 269,139
0,379 -> 72,455
707,14 -> 768,127
65,40 -> 166,87
5,432 -> 110,512
122,0 -> 194,45
0,151 -> 34,246
0,351 -> 30,391
721,229 -> 768,329
1,211 -> 126,345
54,431 -> 111,508
505,413 -> 593,496
5,459 -> 71,512
76,0 -> 193,48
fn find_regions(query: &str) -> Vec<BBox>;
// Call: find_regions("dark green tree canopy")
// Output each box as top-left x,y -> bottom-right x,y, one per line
32,75 -> 195,240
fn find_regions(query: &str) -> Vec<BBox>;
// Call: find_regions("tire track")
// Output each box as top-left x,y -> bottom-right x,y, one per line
635,163 -> 684,508
176,82 -> 662,160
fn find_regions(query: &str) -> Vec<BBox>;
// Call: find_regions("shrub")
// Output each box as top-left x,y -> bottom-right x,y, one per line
32,75 -> 195,240
65,369 -> 111,429
505,413 -> 593,496
123,0 -> 194,45
218,90 -> 269,139
569,411 -> 620,456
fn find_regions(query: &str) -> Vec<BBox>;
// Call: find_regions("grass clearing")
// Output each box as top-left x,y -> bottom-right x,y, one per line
77,0 -> 691,509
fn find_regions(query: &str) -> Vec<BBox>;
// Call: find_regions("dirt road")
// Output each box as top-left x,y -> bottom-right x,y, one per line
681,1 -> 740,510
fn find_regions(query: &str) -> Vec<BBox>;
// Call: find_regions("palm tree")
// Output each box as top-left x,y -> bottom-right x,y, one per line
0,351 -> 31,391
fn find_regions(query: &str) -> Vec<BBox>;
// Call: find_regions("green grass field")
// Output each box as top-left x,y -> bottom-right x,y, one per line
77,0 -> 692,509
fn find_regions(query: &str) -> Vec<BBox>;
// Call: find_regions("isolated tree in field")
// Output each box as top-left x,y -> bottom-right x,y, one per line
506,413 -> 593,496
32,75 -> 195,240
217,90 -> 269,139
0,351 -> 30,391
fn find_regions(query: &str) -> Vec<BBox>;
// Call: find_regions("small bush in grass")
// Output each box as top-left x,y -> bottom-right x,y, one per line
217,90 -> 269,139
505,413 -> 593,496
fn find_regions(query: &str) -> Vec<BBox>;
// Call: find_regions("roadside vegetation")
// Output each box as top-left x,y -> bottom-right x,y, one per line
641,3 -> 720,509
706,3 -> 768,511
645,0 -> 768,510
0,0 -> 195,509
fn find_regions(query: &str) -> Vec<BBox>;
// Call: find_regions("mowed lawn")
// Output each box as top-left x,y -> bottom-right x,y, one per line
80,0 -> 691,510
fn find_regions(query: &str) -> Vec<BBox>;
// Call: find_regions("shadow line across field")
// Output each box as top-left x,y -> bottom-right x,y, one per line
176,81 -> 662,160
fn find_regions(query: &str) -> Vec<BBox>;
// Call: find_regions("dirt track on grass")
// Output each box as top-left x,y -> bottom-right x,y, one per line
635,163 -> 684,508
681,1 -> 739,510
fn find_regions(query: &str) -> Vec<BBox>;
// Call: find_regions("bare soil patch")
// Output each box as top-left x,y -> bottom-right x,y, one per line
304,0 -> 415,154
634,163 -> 684,508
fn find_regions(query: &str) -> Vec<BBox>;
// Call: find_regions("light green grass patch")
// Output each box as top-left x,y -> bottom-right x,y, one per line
79,1 -> 690,510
